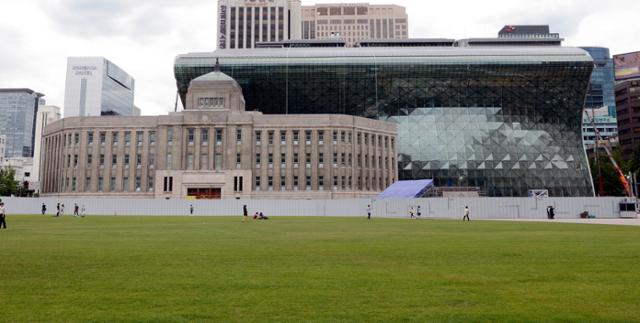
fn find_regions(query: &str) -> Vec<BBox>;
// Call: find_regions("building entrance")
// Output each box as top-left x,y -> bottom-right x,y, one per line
187,188 -> 222,200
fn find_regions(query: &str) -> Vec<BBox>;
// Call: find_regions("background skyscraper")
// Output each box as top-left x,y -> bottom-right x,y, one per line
63,57 -> 136,118
0,88 -> 44,157
581,47 -> 617,117
301,3 -> 408,47
217,0 -> 302,49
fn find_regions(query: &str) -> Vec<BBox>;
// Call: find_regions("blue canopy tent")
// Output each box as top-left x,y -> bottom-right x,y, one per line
378,180 -> 434,199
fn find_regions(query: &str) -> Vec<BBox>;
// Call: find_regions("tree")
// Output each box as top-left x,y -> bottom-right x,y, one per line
0,167 -> 18,197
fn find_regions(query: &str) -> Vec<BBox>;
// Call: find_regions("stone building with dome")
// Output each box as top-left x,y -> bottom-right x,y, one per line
40,67 -> 397,199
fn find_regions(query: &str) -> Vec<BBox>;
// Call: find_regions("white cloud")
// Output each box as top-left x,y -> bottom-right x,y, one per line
0,0 -> 638,116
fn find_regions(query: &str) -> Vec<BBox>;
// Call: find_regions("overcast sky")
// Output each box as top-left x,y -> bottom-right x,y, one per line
1,0 -> 639,116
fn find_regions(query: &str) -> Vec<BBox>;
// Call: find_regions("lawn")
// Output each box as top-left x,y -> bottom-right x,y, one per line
1,215 -> 639,323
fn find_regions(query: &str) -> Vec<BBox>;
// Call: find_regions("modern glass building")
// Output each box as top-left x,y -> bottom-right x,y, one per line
0,89 -> 44,157
581,47 -> 616,117
64,57 -> 136,117
175,46 -> 595,196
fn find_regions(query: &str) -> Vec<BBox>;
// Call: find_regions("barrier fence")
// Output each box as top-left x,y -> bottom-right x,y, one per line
0,196 -> 634,219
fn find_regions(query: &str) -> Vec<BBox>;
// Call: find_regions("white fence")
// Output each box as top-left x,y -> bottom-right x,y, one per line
1,196 -> 634,219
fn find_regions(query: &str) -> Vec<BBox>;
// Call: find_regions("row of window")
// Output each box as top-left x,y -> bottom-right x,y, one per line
254,152 -> 394,169
66,131 -> 156,147
64,176 -> 154,193
255,175 -> 391,191
254,129 -> 394,148
66,153 -> 155,169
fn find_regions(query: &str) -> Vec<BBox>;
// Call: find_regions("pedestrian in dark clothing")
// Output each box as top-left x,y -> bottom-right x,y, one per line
190,204 -> 194,215
243,205 -> 248,223
367,205 -> 372,220
56,203 -> 60,217
41,203 -> 47,215
0,202 -> 6,229
73,203 -> 80,217
549,206 -> 555,220
463,206 -> 470,221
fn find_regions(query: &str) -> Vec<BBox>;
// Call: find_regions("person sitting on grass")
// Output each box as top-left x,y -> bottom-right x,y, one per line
259,212 -> 269,220
253,212 -> 260,220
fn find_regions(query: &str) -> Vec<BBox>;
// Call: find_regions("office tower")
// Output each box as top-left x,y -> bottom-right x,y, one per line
301,3 -> 408,47
615,79 -> 640,158
581,47 -> 616,117
0,88 -> 44,157
217,0 -> 302,49
64,57 -> 135,117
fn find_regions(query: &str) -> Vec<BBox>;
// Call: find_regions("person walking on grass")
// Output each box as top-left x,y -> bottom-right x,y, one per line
73,203 -> 80,217
367,204 -> 372,220
463,206 -> 471,221
41,203 -> 47,215
56,203 -> 60,217
0,202 -> 7,230
190,204 -> 194,216
243,205 -> 248,223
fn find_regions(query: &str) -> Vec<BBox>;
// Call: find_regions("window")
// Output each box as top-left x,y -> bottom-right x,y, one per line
236,128 -> 242,143
87,154 -> 93,166
149,154 -> 155,168
167,127 -> 174,144
198,97 -> 224,108
137,154 -> 142,167
149,131 -> 156,145
215,154 -> 222,170
234,176 -> 243,192
293,153 -> 299,164
166,153 -> 173,169
85,177 -> 91,192
163,176 -> 174,192
319,176 -> 324,187
318,131 -> 324,144
136,131 -> 143,146
306,176 -> 312,188
88,132 -> 94,145
255,176 -> 261,189
200,154 -> 209,170
281,153 -> 286,168
268,176 -> 273,190
256,153 -> 261,166
110,177 -> 116,192
236,153 -> 241,167
305,130 -> 312,144
216,129 -> 223,145
187,154 -> 194,170
319,152 -> 324,165
348,132 -> 352,143
73,155 -> 78,167
342,176 -> 346,189
293,176 -> 299,188
98,177 -> 104,192
135,177 -> 142,192
341,153 -> 346,166
123,177 -> 129,192
100,154 -> 105,167
124,131 -> 131,146
148,176 -> 154,192
268,153 -> 274,166
74,133 -> 79,144
100,132 -> 106,145
188,128 -> 195,144
255,131 -> 262,145
112,132 -> 119,145
268,131 -> 274,145
333,176 -> 338,187
364,134 -> 368,145
306,153 -> 311,166
293,130 -> 299,144
333,131 -> 338,143
124,154 -> 130,168
357,133 -> 361,144
280,176 -> 286,188
112,154 -> 117,167
333,153 -> 338,165
341,131 -> 345,142
280,131 -> 287,144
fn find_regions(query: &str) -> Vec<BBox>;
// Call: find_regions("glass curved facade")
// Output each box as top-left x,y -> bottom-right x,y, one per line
175,47 -> 595,196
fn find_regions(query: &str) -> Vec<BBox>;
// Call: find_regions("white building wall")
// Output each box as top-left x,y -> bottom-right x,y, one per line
33,105 -> 61,192
0,197 -> 632,219
64,57 -> 105,117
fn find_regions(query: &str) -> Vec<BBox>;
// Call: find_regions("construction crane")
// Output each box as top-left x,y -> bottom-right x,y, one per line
585,110 -> 634,197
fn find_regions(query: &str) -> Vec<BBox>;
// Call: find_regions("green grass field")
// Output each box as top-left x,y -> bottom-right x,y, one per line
1,215 -> 640,322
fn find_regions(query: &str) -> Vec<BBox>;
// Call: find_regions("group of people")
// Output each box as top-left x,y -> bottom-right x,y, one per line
41,203 -> 86,217
242,205 -> 269,222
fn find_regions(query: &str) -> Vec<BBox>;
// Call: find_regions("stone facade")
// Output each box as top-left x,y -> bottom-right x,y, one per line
41,69 -> 397,199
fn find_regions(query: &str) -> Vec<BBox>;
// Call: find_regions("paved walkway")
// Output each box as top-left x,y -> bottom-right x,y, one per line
488,218 -> 640,227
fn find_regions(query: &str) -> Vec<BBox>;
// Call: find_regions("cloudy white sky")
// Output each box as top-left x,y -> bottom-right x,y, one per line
1,0 -> 639,116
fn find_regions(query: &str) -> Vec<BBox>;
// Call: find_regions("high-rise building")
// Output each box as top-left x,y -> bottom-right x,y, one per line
64,57 -> 136,117
582,107 -> 618,156
615,79 -> 640,158
0,89 -> 44,157
217,0 -> 302,50
33,105 -> 61,192
301,3 -> 408,47
581,47 -> 617,117
175,43 -> 596,197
